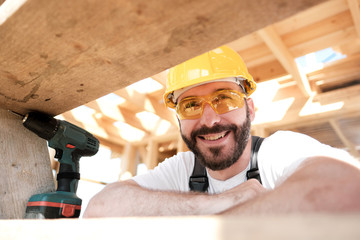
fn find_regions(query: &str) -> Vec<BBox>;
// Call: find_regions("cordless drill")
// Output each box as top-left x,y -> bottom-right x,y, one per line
20,111 -> 99,219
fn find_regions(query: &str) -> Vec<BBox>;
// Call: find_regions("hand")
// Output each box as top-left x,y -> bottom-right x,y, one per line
219,179 -> 267,207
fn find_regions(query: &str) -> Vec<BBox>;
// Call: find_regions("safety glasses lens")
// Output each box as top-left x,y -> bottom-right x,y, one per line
176,90 -> 244,120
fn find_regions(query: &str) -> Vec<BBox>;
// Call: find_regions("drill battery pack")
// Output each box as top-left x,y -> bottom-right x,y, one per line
25,191 -> 81,219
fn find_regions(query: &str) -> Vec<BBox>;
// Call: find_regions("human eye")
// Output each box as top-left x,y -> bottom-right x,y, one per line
179,97 -> 202,111
184,100 -> 201,109
217,94 -> 231,100
212,92 -> 232,104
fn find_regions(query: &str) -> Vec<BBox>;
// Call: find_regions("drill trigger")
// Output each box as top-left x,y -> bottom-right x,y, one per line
54,148 -> 63,159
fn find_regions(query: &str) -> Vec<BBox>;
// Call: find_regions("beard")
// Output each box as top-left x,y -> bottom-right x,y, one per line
180,105 -> 251,171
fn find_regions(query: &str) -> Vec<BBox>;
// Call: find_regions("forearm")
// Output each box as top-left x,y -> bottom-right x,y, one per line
83,180 -> 237,217
222,157 -> 360,215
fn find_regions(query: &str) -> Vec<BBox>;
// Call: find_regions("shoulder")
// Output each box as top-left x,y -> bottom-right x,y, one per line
260,130 -> 323,157
263,130 -> 319,145
261,130 -> 355,161
258,130 -> 358,188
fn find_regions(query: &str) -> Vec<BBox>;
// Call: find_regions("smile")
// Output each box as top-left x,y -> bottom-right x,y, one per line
198,131 -> 230,141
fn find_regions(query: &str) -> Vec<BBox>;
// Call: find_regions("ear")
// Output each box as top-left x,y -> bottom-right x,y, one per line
246,98 -> 256,121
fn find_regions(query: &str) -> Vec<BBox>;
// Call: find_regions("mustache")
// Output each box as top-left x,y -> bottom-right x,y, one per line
190,124 -> 238,140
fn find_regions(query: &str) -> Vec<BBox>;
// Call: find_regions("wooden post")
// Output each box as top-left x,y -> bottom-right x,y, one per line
0,110 -> 55,219
177,134 -> 189,153
119,143 -> 137,180
145,140 -> 159,170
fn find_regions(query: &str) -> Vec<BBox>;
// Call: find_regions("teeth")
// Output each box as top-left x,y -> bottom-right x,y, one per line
203,132 -> 226,141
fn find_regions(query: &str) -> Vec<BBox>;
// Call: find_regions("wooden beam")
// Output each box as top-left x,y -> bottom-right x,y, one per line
242,23 -> 357,67
118,107 -> 151,134
0,0 -> 329,115
237,43 -> 274,68
60,111 -> 128,147
274,0 -> 349,35
282,10 -> 354,48
347,0 -> 360,37
145,140 -> 158,170
177,134 -> 189,153
1,214 -> 360,239
258,26 -> 312,96
313,85 -> 360,105
0,109 -> 54,219
329,119 -> 360,158
85,100 -> 150,134
151,71 -> 168,87
133,131 -> 179,146
115,88 -> 177,126
290,25 -> 357,57
248,60 -> 287,82
119,143 -> 137,180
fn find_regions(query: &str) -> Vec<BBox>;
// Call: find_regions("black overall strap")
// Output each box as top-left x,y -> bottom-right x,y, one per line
189,157 -> 209,192
246,136 -> 264,184
189,136 -> 264,192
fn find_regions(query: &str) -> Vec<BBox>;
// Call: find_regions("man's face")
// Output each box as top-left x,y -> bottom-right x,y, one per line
178,82 -> 255,171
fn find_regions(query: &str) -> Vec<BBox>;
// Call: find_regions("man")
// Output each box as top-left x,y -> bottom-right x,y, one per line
84,46 -> 360,217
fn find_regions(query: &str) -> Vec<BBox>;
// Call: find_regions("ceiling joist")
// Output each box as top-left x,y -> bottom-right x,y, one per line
257,26 -> 312,96
347,0 -> 360,37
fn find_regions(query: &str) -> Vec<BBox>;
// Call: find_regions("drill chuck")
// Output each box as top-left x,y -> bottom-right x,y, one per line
23,112 -> 59,140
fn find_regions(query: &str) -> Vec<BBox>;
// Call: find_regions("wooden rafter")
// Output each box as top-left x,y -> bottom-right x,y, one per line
114,88 -> 178,126
85,100 -> 150,134
329,119 -> 359,158
347,0 -> 360,37
257,26 -> 312,97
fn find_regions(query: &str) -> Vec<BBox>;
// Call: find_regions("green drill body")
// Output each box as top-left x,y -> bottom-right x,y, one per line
23,112 -> 99,219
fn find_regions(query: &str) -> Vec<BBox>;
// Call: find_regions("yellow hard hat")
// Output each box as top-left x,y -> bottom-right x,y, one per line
164,46 -> 256,109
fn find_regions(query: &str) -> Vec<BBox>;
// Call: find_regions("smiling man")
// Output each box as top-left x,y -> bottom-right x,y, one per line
84,46 -> 360,217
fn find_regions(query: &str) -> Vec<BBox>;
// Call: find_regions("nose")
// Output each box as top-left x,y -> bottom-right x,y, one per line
199,103 -> 221,127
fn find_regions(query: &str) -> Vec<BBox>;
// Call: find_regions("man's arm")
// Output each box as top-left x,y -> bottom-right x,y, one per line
222,156 -> 360,215
83,178 -> 266,217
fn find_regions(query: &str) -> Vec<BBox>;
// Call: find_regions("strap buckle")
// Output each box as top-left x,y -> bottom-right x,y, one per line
189,176 -> 209,192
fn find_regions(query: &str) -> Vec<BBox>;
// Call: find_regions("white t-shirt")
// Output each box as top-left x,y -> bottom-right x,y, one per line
132,131 -> 358,194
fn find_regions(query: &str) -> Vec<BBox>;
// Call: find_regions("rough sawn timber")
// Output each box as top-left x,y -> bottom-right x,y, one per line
0,0 -> 326,116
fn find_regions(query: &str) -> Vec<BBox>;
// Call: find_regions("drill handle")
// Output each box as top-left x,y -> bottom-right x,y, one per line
55,149 -> 81,193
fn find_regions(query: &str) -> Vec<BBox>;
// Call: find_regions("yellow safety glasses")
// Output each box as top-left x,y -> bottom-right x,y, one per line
176,89 -> 246,120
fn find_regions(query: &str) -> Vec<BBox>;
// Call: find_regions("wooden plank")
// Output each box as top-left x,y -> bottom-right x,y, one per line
248,60 -> 287,82
119,143 -> 137,180
282,10 -> 354,48
151,71 -> 168,87
145,140 -> 158,169
0,0 -> 328,116
115,88 -> 178,126
290,25 -> 358,57
85,100 -> 150,134
313,85 -> 360,106
177,134 -> 189,153
227,32 -> 264,52
60,111 -> 129,146
274,0 -> 349,35
307,54 -> 360,88
334,38 -> 360,56
0,109 -> 54,219
237,43 -> 274,67
252,79 -> 360,132
258,26 -> 312,96
1,214 -> 360,239
329,119 -> 360,158
347,0 -> 360,37
242,24 -> 357,65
